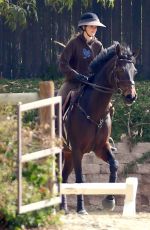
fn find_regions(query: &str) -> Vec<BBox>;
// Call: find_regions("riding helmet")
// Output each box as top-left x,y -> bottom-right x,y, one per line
78,12 -> 106,27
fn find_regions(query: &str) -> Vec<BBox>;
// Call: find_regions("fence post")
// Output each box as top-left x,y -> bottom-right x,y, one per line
39,81 -> 54,128
39,81 -> 56,195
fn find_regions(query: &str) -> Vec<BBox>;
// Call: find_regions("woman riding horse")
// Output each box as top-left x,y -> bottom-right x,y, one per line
58,13 -> 137,215
58,42 -> 137,215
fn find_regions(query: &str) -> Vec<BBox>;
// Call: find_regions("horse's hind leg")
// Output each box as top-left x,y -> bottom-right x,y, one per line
61,152 -> 73,213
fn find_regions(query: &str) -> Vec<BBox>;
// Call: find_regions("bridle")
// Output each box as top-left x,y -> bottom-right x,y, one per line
75,56 -> 136,129
110,57 -> 135,93
81,56 -> 136,95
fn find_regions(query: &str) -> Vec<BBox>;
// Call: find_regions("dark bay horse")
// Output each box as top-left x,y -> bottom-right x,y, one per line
61,43 -> 137,214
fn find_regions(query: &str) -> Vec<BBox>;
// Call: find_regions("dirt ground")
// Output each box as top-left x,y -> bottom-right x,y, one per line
58,210 -> 150,230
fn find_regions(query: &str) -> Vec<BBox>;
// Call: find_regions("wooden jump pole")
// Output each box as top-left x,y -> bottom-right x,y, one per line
61,177 -> 138,217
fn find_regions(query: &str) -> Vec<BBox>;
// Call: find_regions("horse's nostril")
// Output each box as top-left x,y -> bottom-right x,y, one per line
125,94 -> 136,103
126,94 -> 132,100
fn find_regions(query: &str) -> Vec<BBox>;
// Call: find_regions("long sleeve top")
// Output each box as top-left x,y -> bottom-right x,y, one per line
59,33 -> 103,83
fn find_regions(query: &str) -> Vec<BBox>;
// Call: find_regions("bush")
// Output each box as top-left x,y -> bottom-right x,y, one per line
112,80 -> 150,143
0,105 -> 61,229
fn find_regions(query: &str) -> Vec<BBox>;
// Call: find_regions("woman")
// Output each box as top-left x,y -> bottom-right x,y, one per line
58,12 -> 106,104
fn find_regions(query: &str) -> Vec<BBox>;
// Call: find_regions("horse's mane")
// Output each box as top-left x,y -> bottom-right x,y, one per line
90,41 -> 133,74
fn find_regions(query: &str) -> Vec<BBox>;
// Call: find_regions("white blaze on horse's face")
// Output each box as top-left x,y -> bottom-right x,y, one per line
117,60 -> 137,105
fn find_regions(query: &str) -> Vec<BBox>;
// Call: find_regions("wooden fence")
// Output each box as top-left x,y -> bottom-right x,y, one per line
0,0 -> 150,79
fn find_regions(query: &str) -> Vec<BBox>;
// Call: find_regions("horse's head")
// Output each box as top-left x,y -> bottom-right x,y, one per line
112,44 -> 138,105
90,42 -> 138,105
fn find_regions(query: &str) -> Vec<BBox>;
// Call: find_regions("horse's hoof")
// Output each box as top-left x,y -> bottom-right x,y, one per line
60,205 -> 69,215
102,197 -> 115,211
64,209 -> 69,215
77,209 -> 88,215
60,208 -> 69,215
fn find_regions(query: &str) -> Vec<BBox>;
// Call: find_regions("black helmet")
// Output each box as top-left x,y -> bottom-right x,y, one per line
78,12 -> 106,27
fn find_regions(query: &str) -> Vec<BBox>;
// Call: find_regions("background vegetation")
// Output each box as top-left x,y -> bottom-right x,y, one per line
0,0 -> 114,30
0,83 -> 62,229
0,78 -> 149,143
0,78 -> 149,229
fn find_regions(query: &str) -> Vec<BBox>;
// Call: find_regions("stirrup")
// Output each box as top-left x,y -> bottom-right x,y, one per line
109,137 -> 117,153
111,146 -> 117,152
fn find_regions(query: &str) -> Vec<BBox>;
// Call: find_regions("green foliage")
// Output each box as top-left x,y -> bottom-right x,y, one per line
0,204 -> 60,229
0,0 -> 115,30
0,78 -> 39,93
0,0 -> 37,31
23,157 -> 55,188
97,0 -> 114,7
112,80 -> 150,143
0,105 -> 61,229
45,0 -> 114,10
22,109 -> 38,125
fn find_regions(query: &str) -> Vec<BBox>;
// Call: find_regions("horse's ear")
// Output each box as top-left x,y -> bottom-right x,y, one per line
132,49 -> 140,59
116,44 -> 121,57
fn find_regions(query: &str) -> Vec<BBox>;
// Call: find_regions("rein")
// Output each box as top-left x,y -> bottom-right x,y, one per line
81,81 -> 115,94
79,58 -> 135,94
75,82 -> 112,129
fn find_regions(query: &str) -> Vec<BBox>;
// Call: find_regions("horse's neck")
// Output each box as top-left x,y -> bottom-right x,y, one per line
80,88 -> 112,122
81,67 -> 113,120
89,87 -> 112,115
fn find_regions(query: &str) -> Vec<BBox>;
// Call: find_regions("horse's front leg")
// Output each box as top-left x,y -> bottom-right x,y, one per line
96,143 -> 119,210
72,149 -> 88,214
61,151 -> 73,214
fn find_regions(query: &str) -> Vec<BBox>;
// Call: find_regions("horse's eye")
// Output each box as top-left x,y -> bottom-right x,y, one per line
117,68 -> 124,73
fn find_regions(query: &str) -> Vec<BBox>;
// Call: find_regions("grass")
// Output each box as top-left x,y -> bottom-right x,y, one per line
0,78 -> 63,93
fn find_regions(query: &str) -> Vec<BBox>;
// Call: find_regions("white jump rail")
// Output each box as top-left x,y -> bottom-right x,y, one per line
61,177 -> 138,217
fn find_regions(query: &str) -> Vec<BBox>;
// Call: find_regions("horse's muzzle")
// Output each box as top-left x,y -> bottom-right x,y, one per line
124,86 -> 137,105
125,94 -> 137,105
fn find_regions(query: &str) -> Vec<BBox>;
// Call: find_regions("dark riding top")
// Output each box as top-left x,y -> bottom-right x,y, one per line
59,33 -> 103,83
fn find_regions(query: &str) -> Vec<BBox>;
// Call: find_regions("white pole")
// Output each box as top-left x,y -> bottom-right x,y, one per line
123,177 -> 138,217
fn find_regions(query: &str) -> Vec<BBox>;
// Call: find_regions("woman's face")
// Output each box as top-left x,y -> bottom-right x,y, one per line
85,25 -> 97,37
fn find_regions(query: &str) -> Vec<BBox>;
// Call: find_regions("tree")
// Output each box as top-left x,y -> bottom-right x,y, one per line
0,0 -> 38,30
0,0 -> 114,30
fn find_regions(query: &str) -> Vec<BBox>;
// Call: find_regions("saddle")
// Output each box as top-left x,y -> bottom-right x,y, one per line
62,90 -> 80,116
62,90 -> 80,149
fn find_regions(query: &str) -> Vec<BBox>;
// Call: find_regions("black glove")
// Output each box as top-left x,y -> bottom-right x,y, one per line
88,73 -> 95,82
75,73 -> 89,83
